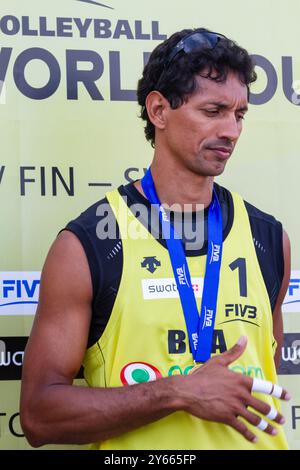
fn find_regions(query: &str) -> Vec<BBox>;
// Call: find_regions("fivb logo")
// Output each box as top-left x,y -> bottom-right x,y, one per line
210,242 -> 220,264
176,266 -> 189,286
282,271 -> 300,313
191,332 -> 198,350
202,307 -> 214,328
0,272 -> 40,316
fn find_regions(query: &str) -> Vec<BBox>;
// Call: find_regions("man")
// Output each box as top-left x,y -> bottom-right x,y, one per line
20,28 -> 291,450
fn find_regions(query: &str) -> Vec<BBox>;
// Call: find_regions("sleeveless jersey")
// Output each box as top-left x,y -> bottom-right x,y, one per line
82,188 -> 288,450
65,182 -> 284,349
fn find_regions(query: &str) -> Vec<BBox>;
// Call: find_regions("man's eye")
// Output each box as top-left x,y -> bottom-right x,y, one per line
205,109 -> 219,115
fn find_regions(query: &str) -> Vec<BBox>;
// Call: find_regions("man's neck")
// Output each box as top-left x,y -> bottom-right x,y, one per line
135,159 -> 214,211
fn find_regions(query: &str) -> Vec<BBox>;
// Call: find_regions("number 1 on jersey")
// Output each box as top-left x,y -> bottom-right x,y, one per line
229,257 -> 247,297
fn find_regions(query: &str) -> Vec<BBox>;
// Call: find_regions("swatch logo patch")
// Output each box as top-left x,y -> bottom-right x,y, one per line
142,277 -> 203,300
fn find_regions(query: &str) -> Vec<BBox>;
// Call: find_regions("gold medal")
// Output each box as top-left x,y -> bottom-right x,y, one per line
189,362 -> 203,374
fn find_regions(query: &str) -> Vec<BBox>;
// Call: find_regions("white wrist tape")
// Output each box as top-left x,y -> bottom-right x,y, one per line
265,407 -> 278,421
272,384 -> 283,398
251,378 -> 282,398
257,419 -> 268,431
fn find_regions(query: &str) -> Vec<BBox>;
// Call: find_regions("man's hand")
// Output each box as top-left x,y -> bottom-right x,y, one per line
178,336 -> 290,443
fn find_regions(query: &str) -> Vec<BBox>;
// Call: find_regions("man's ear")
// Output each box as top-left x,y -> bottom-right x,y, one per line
145,91 -> 169,130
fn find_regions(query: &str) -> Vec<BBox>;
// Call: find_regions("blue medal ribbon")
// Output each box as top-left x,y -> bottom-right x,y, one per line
141,168 -> 223,362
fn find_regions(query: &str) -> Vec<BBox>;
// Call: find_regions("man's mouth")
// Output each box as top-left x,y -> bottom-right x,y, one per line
207,147 -> 232,159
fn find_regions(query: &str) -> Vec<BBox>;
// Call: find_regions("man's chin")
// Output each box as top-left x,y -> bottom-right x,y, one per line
213,166 -> 226,176
211,159 -> 229,175
200,164 -> 227,177
190,160 -> 227,177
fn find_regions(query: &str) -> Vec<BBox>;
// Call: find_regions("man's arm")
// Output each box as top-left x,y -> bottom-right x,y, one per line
20,230 -> 177,446
20,231 -> 288,447
273,229 -> 291,369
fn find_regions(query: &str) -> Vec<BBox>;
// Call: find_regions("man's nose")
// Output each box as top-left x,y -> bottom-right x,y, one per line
216,114 -> 241,142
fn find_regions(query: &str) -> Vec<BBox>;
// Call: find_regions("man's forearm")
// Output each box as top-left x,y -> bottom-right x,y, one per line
21,376 -> 181,447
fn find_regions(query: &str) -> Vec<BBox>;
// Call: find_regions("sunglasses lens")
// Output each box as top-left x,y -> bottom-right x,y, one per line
156,30 -> 226,89
183,32 -> 219,53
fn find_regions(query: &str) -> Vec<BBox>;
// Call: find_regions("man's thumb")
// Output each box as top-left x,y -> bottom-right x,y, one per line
218,335 -> 248,366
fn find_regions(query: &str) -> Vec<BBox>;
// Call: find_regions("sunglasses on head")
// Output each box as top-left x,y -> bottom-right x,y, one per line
156,30 -> 227,88
165,30 -> 226,68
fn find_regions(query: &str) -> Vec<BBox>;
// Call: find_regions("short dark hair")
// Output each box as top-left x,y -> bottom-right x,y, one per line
137,28 -> 257,147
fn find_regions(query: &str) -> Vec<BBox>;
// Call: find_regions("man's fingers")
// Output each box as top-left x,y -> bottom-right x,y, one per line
229,398 -> 287,443
265,406 -> 280,422
251,378 -> 291,400
217,335 -> 248,366
230,417 -> 257,443
240,408 -> 278,436
247,396 -> 285,425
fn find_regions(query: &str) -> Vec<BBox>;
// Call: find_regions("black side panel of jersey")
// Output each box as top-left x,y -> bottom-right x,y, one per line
244,200 -> 284,312
63,197 -> 123,348
63,184 -> 284,347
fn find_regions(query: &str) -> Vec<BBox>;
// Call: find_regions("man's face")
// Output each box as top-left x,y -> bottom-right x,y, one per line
162,71 -> 249,177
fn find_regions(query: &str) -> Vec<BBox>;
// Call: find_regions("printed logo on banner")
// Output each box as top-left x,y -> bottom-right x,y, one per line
0,411 -> 24,438
0,272 -> 40,316
75,0 -> 114,8
0,337 -> 28,380
0,337 -> 84,381
278,333 -> 300,375
142,278 -> 203,300
0,9 -> 167,104
282,271 -> 300,313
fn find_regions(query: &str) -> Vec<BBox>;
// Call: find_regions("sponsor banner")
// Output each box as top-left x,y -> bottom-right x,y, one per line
0,272 -> 40,316
0,270 -> 298,314
283,271 -> 300,313
142,277 -> 203,300
0,337 -> 27,380
0,336 -> 84,381
278,333 -> 300,375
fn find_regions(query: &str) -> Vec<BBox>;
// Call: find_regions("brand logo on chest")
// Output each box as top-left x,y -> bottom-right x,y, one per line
141,256 -> 161,273
141,278 -> 203,300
